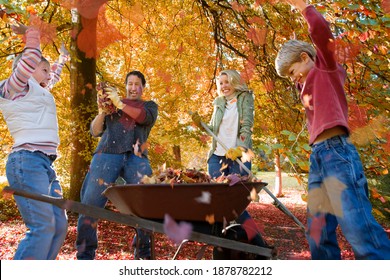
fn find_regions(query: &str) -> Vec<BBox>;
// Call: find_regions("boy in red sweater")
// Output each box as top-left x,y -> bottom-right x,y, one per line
275,0 -> 390,259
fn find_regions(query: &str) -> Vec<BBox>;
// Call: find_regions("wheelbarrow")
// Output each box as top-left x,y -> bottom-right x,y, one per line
3,180 -> 274,259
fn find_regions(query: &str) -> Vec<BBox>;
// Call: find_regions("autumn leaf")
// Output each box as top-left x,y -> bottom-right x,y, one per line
348,102 -> 369,131
241,218 -> 261,242
125,2 -> 145,25
227,174 -> 241,186
250,188 -> 259,202
246,27 -> 267,46
382,133 -> 390,153
195,191 -> 211,204
241,54 -> 256,82
29,15 -> 57,44
383,0 -> 390,13
205,214 -> 215,224
308,176 -> 346,218
334,37 -> 361,64
163,214 -> 193,245
76,0 -> 108,19
231,1 -> 247,12
77,17 -> 98,58
241,148 -> 254,163
154,144 -> 166,154
309,214 -> 326,247
96,8 -> 127,56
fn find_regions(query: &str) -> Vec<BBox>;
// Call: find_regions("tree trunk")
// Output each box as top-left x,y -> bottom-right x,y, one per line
274,151 -> 284,197
172,145 -> 182,169
68,12 -> 98,201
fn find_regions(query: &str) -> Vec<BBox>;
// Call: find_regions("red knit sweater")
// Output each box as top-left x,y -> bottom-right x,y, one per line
298,5 -> 350,145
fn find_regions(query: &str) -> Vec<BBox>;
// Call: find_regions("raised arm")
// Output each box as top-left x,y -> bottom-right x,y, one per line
47,42 -> 70,90
2,23 -> 41,100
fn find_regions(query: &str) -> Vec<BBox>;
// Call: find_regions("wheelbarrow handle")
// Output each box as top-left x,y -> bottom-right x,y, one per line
192,116 -> 305,230
2,186 -> 273,258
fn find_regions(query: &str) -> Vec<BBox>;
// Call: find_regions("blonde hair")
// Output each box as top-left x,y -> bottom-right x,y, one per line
217,69 -> 249,95
275,40 -> 316,77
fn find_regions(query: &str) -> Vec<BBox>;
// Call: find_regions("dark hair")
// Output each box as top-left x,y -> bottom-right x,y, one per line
125,70 -> 146,87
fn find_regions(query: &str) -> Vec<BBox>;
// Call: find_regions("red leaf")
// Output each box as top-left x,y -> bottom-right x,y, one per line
309,215 -> 326,247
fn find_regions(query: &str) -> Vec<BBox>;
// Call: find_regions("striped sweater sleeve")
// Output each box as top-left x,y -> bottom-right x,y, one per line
2,27 -> 41,100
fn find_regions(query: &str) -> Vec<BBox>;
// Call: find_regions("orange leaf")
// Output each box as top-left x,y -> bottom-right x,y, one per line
205,214 -> 215,224
231,1 -> 246,12
383,0 -> 390,13
76,0 -> 108,19
29,15 -> 57,44
246,27 -> 267,46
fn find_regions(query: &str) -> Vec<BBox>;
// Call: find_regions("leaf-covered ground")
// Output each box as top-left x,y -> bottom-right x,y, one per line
1,189 -> 388,260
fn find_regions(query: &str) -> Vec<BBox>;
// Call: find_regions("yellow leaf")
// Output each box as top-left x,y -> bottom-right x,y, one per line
372,208 -> 385,219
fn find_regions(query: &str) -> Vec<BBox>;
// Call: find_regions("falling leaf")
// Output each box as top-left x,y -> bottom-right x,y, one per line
383,0 -> 390,13
334,37 -> 361,64
133,139 -> 142,157
26,6 -> 37,15
205,214 -> 215,224
163,214 -> 193,245
241,148 -> 254,163
194,191 -> 211,204
219,163 -> 228,172
154,144 -> 166,154
231,1 -> 247,12
1,190 -> 13,200
250,188 -> 259,202
29,15 -> 57,44
227,174 -> 241,186
76,0 -> 108,19
241,218 -> 261,242
308,176 -> 346,218
140,175 -> 157,184
246,27 -> 267,46
77,17 -> 98,58
309,214 -> 326,247
241,54 -> 256,82
54,189 -> 63,196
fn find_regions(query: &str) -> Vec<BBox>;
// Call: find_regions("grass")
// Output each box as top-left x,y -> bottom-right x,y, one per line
255,171 -> 307,193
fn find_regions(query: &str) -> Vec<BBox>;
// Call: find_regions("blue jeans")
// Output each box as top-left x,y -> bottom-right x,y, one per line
208,154 -> 252,179
76,152 -> 153,260
306,135 -> 390,259
6,150 -> 68,260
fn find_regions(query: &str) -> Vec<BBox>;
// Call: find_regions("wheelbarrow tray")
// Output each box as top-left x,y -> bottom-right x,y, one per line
103,181 -> 267,222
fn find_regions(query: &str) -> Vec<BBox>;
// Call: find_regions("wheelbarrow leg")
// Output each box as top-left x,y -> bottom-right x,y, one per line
133,228 -> 155,260
172,239 -> 189,260
172,240 -> 209,260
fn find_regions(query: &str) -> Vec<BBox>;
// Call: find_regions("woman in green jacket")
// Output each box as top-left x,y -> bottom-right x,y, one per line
193,70 -> 271,259
206,69 -> 254,177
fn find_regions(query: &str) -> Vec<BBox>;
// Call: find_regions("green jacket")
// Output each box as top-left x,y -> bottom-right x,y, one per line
207,90 -> 254,160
